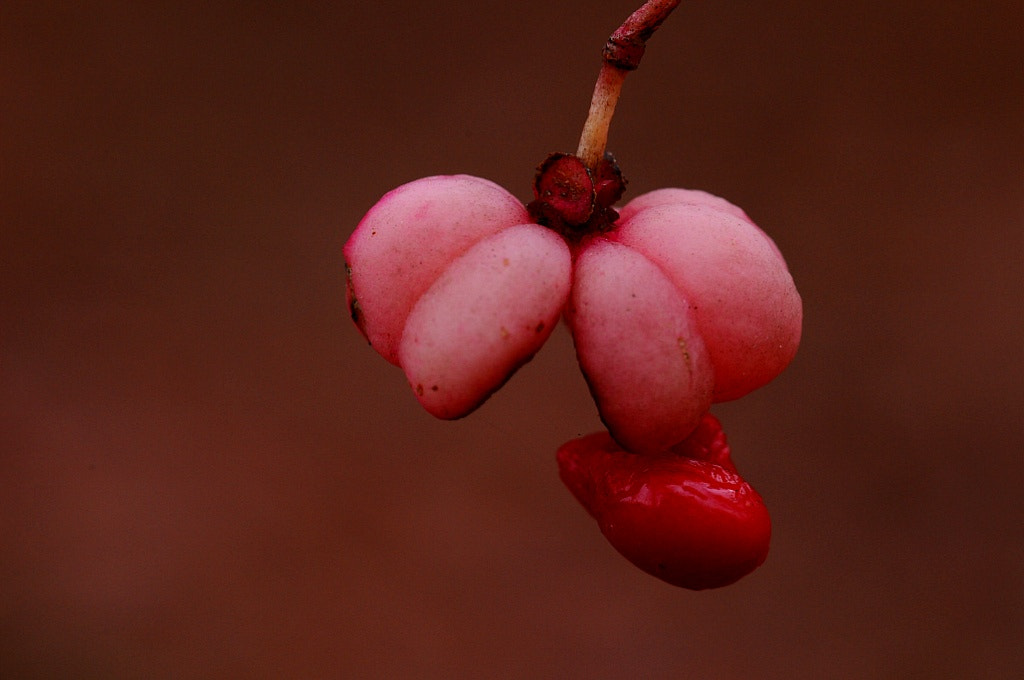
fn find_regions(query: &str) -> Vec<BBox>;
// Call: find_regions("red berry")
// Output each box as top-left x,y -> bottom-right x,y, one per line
557,414 -> 771,590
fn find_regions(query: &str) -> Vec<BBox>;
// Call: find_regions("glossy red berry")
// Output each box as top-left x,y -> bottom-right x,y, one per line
557,414 -> 771,590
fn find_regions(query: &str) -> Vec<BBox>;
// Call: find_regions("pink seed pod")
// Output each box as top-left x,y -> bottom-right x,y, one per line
344,175 -> 571,418
567,237 -> 714,455
346,178 -> 801,448
611,194 -> 802,403
343,0 -> 803,592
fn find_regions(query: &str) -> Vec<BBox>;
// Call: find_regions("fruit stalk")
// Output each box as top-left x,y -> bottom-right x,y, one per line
577,0 -> 681,170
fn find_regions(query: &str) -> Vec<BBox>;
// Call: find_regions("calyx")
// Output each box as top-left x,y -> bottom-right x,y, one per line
527,152 -> 627,239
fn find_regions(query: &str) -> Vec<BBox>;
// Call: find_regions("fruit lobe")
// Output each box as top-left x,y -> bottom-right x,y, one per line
563,190 -> 801,452
399,223 -> 570,418
615,187 -> 752,224
344,175 -> 531,364
345,175 -> 570,419
557,413 -> 771,590
611,194 -> 802,402
567,237 -> 713,455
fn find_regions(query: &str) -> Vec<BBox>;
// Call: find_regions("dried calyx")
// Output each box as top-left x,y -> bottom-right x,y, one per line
527,152 -> 626,238
526,0 -> 680,239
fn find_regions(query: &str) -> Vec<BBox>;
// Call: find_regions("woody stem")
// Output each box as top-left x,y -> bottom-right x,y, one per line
576,0 -> 682,171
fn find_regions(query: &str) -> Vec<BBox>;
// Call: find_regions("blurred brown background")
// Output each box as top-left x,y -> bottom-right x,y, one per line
2,1 -> 1021,678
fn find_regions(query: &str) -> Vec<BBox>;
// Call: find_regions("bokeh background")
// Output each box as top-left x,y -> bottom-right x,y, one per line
3,1 -> 1021,678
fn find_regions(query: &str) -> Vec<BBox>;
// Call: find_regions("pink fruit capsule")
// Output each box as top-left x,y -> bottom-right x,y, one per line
567,236 -> 714,455
344,175 -> 532,365
345,175 -> 571,419
346,178 -> 801,447
398,223 -> 571,418
612,199 -> 802,402
343,0 -> 801,592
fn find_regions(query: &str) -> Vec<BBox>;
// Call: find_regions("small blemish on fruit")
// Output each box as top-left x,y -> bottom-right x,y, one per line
500,326 -> 510,338
677,337 -> 691,366
345,263 -> 367,336
416,384 -> 424,396
535,321 -> 545,333
503,257 -> 510,266
371,230 -> 377,236
431,385 -> 438,391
